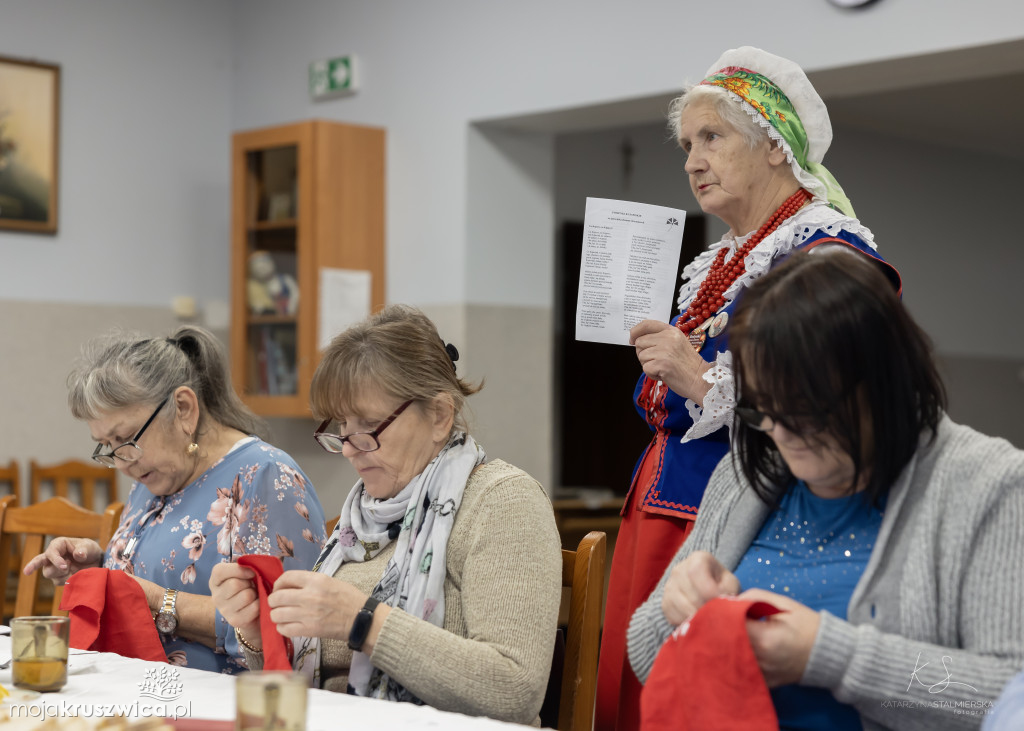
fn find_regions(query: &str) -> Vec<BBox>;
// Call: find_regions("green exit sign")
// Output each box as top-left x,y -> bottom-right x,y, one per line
309,55 -> 358,100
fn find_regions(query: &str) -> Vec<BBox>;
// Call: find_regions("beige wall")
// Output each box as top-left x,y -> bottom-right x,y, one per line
0,299 -> 555,521
464,304 -> 553,490
0,299 -> 553,516
1,297 -> 1019,526
0,299 -> 182,503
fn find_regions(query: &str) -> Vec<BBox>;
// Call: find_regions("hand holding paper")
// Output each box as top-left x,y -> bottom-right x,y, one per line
631,319 -> 712,401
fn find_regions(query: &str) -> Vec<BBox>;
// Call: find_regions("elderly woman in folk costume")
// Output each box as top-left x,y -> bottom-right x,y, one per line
596,46 -> 901,729
210,305 -> 562,724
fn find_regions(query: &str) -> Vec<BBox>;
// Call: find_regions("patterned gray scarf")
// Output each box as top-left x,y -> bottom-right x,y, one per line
294,432 -> 485,701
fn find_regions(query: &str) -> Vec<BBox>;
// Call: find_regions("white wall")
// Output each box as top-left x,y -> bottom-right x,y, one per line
554,121 -> 1024,359
225,0 -> 1024,486
0,0 -> 237,499
1,0 -> 1023,499
826,123 -> 1024,359
228,0 -> 1024,309
3,0 -> 1021,310
0,0 -> 234,310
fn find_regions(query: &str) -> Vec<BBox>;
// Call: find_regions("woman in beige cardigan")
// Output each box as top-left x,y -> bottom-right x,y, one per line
211,305 -> 562,725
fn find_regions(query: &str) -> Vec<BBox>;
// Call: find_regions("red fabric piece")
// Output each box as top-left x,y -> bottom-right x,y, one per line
237,554 -> 292,671
59,567 -> 168,663
596,505 -> 694,731
641,597 -> 783,731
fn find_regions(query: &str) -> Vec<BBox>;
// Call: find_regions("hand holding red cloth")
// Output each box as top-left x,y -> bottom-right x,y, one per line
58,567 -> 167,663
641,596 -> 783,731
236,554 -> 292,671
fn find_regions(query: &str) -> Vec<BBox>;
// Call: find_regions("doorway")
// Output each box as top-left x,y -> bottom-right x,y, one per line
554,215 -> 707,495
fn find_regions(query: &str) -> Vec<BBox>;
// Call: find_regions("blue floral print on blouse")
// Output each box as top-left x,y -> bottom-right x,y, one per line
103,438 -> 327,673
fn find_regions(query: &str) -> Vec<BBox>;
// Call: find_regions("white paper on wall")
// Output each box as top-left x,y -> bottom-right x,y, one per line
318,268 -> 371,351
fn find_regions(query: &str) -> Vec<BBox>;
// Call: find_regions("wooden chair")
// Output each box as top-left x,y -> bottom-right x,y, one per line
0,461 -> 21,619
29,459 -> 117,513
0,460 -> 20,504
542,530 -> 608,731
0,495 -> 124,620
325,515 -> 340,535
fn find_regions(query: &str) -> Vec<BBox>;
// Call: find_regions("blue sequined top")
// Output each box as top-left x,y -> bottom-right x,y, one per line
734,480 -> 885,730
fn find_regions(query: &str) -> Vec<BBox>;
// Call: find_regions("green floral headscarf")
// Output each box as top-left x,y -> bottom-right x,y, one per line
701,65 -> 855,217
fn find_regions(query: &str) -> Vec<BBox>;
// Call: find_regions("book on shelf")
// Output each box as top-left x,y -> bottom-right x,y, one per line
255,325 -> 297,396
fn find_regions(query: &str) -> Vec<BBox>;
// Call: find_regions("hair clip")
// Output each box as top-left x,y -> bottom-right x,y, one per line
445,342 -> 460,369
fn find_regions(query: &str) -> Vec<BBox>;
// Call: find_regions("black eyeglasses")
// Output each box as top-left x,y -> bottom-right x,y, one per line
735,402 -> 828,436
737,377 -> 862,437
91,396 -> 170,467
314,400 -> 413,454
735,403 -> 779,432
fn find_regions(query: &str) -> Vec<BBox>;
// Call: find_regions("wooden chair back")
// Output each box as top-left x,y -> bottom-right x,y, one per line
547,530 -> 607,731
0,461 -> 21,619
325,515 -> 339,535
29,459 -> 117,512
0,460 -> 20,504
0,495 -> 124,619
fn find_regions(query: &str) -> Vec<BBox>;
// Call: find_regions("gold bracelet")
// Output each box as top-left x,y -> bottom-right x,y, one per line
234,626 -> 263,654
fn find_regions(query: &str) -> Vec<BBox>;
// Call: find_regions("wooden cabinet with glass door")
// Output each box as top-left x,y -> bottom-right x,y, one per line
230,120 -> 385,417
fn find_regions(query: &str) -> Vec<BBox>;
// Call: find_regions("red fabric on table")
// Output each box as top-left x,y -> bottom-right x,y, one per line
59,567 -> 167,663
236,554 -> 292,671
640,597 -> 783,731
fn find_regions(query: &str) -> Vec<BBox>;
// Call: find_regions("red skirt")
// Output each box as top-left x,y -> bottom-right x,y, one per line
595,496 -> 694,731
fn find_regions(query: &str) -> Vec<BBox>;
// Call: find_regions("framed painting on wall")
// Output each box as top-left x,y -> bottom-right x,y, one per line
0,55 -> 60,234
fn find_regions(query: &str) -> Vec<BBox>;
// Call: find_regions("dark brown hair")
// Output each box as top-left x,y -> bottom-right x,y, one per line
730,249 -> 945,506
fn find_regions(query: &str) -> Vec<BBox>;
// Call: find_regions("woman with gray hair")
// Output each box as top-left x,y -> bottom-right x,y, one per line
25,325 -> 327,673
210,305 -> 562,724
598,46 -> 902,729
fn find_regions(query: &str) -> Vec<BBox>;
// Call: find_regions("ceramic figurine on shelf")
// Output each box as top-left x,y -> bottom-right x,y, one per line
247,251 -> 299,316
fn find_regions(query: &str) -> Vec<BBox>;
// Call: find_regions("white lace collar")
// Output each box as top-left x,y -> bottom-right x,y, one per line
676,200 -> 876,311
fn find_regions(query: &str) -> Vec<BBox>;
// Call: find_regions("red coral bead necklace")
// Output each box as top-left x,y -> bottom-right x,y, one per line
678,187 -> 812,350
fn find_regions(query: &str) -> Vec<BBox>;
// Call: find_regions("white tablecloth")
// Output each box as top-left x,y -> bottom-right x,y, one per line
0,636 -> 525,729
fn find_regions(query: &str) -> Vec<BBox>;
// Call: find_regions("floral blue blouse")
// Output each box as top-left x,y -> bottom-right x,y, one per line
102,438 -> 327,673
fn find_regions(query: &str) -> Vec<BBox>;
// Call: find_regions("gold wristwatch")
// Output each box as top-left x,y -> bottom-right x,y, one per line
155,588 -> 179,636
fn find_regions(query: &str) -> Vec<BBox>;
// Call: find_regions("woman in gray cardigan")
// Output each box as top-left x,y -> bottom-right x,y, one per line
627,250 -> 1024,731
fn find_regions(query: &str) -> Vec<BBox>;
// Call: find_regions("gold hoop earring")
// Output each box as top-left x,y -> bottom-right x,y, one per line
187,441 -> 199,456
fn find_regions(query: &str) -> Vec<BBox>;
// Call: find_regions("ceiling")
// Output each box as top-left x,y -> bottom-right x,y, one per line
825,70 -> 1024,160
811,39 -> 1024,161
483,39 -> 1024,161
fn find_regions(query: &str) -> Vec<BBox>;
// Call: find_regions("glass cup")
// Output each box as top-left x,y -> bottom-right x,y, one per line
235,671 -> 307,731
10,615 -> 70,692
